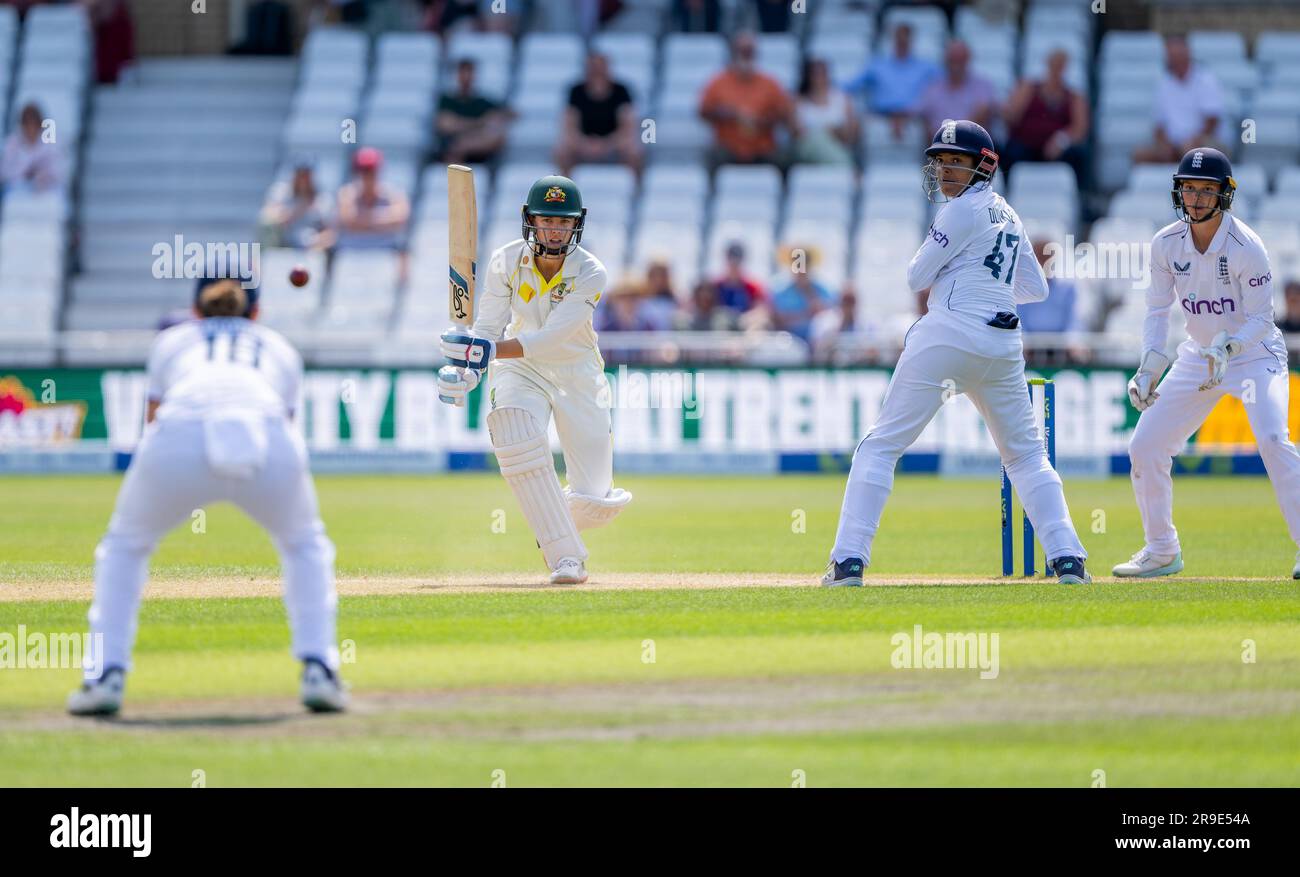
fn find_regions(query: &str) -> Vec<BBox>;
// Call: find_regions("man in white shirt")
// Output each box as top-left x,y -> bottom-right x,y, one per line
1133,36 -> 1228,164
68,275 -> 347,716
1116,147 -> 1300,579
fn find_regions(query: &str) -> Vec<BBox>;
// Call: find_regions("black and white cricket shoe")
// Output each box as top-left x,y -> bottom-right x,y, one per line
301,657 -> 349,713
67,666 -> 126,717
1052,556 -> 1092,585
821,557 -> 866,587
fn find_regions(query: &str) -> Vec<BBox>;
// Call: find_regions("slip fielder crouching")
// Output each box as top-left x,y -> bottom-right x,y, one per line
69,274 -> 346,717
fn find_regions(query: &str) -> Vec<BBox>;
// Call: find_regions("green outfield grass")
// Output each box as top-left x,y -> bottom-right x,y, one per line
0,474 -> 1297,786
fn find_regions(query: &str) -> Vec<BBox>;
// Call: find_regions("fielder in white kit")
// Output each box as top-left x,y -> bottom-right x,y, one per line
437,175 -> 631,584
1116,147 -> 1300,579
824,120 -> 1090,586
68,277 -> 347,716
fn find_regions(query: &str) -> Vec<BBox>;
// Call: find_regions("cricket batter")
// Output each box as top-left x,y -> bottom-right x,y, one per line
68,276 -> 346,716
824,120 -> 1091,586
437,175 -> 631,584
1116,147 -> 1300,579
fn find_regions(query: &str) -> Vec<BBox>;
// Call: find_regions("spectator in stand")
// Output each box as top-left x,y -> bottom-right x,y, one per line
640,260 -> 681,331
676,279 -> 738,331
713,241 -> 767,315
595,280 -> 660,333
810,287 -> 867,363
554,53 -> 641,176
81,0 -> 135,83
915,40 -> 996,135
1002,49 -> 1090,189
794,57 -> 859,166
436,59 -> 512,165
334,147 -> 410,251
230,0 -> 294,56
770,245 -> 834,341
1018,236 -> 1089,364
0,102 -> 64,195
1278,281 -> 1300,333
699,31 -> 798,167
418,0 -> 480,33
843,24 -> 938,142
750,0 -> 790,32
259,156 -> 334,250
673,0 -> 720,32
1133,35 -> 1227,164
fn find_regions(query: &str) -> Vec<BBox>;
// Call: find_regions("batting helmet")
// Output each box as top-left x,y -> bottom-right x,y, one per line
922,119 -> 999,203
521,175 -> 586,257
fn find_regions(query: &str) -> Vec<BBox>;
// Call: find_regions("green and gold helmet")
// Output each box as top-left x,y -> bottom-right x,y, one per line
521,174 -> 587,257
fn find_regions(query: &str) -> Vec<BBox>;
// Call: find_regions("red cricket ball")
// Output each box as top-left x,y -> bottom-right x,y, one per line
289,265 -> 310,287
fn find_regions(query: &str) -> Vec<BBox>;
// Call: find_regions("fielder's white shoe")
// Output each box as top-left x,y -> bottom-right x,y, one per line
67,666 -> 125,717
301,658 -> 348,713
550,557 -> 588,585
1112,549 -> 1184,578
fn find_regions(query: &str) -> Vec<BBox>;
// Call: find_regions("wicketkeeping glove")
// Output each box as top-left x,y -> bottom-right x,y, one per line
1127,349 -> 1171,411
437,365 -> 480,407
440,329 -> 495,371
1196,330 -> 1243,391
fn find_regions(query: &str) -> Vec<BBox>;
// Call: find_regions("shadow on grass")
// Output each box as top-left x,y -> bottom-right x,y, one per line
104,713 -> 302,729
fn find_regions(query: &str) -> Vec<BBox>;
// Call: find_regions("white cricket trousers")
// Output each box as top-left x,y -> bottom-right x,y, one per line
87,413 -> 338,676
1130,351 -> 1300,555
832,333 -> 1087,567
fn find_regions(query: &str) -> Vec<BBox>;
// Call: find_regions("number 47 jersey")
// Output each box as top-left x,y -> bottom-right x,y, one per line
146,317 -> 304,421
905,183 -> 1050,357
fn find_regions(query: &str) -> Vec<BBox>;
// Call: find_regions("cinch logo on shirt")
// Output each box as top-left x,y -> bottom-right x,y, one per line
927,225 -> 950,248
1248,272 -> 1271,287
1182,296 -> 1237,315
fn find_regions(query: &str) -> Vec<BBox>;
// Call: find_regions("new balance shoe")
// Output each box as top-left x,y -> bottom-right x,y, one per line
67,666 -> 126,717
821,557 -> 865,587
1053,556 -> 1092,584
301,657 -> 348,713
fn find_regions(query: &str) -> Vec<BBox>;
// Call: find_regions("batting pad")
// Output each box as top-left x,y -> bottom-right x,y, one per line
488,407 -> 587,568
564,486 -> 632,530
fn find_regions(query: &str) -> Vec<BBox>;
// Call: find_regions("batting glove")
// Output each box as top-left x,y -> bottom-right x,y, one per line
437,365 -> 480,407
440,329 -> 495,371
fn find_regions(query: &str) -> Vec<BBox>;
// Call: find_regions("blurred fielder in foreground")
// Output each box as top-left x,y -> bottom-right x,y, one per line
1117,147 -> 1300,580
438,175 -> 632,584
824,120 -> 1090,586
69,276 -> 346,716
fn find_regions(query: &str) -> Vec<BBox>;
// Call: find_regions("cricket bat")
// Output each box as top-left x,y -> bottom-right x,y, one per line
447,164 -> 477,326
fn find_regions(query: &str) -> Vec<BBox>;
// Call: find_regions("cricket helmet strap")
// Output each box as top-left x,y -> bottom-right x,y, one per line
922,119 -> 999,203
1171,146 -> 1236,224
522,174 -> 586,257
